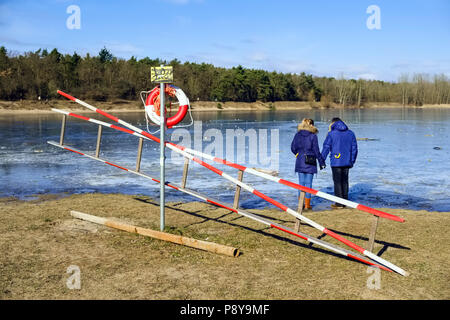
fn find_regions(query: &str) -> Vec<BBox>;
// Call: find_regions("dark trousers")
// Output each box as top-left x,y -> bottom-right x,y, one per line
331,167 -> 350,202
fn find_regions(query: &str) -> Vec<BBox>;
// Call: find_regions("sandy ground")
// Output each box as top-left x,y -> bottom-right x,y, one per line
0,193 -> 449,300
1,99 -> 449,114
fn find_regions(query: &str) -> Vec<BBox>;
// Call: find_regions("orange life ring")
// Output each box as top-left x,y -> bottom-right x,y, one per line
145,85 -> 189,128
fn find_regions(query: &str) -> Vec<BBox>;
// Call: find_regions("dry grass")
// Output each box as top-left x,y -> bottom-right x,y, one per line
0,193 -> 449,300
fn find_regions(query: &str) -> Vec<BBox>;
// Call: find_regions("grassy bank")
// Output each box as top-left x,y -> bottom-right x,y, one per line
1,99 -> 450,114
0,193 -> 448,299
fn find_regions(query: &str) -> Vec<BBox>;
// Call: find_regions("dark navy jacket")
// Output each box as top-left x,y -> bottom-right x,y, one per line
291,129 -> 325,174
321,120 -> 358,168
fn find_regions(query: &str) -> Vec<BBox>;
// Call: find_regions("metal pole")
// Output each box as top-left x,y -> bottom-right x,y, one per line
160,81 -> 165,231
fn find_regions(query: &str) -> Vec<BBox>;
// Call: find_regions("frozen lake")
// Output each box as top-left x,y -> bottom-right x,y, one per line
0,107 -> 449,212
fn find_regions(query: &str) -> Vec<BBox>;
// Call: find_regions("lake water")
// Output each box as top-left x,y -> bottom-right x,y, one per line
1,107 -> 449,212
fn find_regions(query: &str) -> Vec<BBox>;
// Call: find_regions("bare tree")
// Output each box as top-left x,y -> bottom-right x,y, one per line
398,73 -> 409,106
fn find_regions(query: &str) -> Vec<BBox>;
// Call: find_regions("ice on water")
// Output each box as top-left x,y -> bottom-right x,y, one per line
0,108 -> 449,212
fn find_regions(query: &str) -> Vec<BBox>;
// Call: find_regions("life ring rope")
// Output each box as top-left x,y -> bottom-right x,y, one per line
152,85 -> 177,117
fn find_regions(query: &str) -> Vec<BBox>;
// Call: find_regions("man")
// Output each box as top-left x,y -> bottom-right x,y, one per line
321,117 -> 358,209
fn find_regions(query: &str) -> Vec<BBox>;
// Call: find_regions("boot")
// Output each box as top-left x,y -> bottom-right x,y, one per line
304,198 -> 312,211
331,203 -> 345,209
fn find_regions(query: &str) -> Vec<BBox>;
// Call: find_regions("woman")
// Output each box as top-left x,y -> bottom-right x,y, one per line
290,118 -> 326,210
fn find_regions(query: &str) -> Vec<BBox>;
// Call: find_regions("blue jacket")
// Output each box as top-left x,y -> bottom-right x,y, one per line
321,120 -> 358,168
291,127 -> 325,174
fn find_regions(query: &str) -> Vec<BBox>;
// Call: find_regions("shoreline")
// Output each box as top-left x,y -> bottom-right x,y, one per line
1,99 -> 450,114
2,192 -> 447,213
2,192 -> 445,213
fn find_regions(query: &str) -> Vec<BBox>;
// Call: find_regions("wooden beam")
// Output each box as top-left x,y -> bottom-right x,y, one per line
294,191 -> 305,233
136,137 -> 144,172
233,170 -> 244,209
59,115 -> 67,146
70,210 -> 240,257
367,215 -> 380,252
95,124 -> 103,158
181,157 -> 189,188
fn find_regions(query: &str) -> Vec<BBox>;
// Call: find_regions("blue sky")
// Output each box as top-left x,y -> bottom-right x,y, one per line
0,0 -> 449,81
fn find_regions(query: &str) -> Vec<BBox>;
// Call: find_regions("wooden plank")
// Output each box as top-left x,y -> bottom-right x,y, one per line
233,170 -> 244,209
181,157 -> 190,188
136,137 -> 144,172
59,115 -> 67,146
367,215 -> 380,251
71,210 -> 240,257
95,124 -> 103,158
294,191 -> 305,233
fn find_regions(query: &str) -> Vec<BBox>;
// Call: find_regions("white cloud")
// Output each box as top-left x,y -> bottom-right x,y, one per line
102,41 -> 143,58
161,0 -> 204,4
250,52 -> 267,63
357,73 -> 377,80
174,15 -> 192,26
211,42 -> 236,51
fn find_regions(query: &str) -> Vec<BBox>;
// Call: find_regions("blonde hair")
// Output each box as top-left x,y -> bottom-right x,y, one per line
302,118 -> 314,126
297,118 -> 318,133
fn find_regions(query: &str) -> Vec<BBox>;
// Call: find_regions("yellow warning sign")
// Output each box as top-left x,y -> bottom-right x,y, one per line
151,66 -> 173,83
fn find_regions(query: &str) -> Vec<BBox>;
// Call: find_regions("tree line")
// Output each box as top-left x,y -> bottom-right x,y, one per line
0,46 -> 449,106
